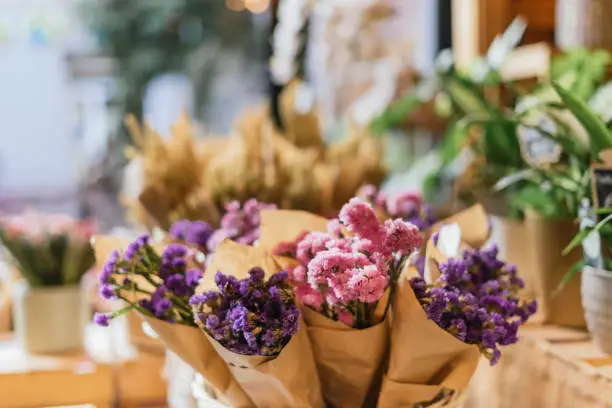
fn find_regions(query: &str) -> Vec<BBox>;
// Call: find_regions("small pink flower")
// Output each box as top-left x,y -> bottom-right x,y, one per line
306,249 -> 370,289
296,232 -> 333,265
347,265 -> 388,303
382,218 -> 422,255
328,270 -> 352,301
387,192 -> 423,218
289,264 -> 307,283
352,238 -> 376,255
295,284 -> 323,310
338,198 -> 384,242
326,219 -> 344,237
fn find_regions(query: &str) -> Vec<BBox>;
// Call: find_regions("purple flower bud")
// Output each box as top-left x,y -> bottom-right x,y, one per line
248,267 -> 265,282
169,220 -> 191,240
154,298 -> 172,317
162,244 -> 187,260
125,235 -> 149,260
186,268 -> 203,287
99,284 -> 117,300
94,312 -> 111,327
186,221 -> 214,247
100,250 -> 120,284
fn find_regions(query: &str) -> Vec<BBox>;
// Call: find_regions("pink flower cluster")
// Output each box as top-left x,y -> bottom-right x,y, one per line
276,198 -> 423,328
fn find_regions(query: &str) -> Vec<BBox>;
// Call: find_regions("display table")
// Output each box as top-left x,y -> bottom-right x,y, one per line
464,325 -> 612,408
0,322 -> 167,408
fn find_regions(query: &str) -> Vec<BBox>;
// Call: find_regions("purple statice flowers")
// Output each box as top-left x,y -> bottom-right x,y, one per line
357,184 -> 437,231
410,244 -> 537,365
206,199 -> 277,253
274,198 -> 423,329
191,268 -> 300,356
170,219 -> 214,250
94,235 -> 204,327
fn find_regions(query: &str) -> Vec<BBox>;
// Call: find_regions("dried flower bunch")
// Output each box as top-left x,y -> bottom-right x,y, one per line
275,198 -> 422,328
0,213 -> 96,287
357,184 -> 437,230
95,237 -> 204,327
410,242 -> 537,365
123,84 -> 386,229
191,268 -> 300,356
123,112 -> 222,229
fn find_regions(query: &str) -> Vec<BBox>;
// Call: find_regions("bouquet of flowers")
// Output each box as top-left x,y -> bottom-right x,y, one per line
93,235 -> 253,407
378,205 -> 536,407
93,196 -> 535,408
191,241 -> 324,407
0,212 -> 96,287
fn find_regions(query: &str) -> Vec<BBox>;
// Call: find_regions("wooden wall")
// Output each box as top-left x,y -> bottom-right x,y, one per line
452,0 -> 556,66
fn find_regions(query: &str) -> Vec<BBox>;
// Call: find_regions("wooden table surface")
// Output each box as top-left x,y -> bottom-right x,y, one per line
464,325 -> 612,408
0,321 -> 167,408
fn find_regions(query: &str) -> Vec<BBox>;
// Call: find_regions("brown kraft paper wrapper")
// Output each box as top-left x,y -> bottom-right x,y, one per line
523,210 -> 585,328
429,204 -> 490,249
141,317 -> 253,407
197,240 -> 325,408
208,324 -> 324,408
378,274 -> 480,408
302,307 -> 389,408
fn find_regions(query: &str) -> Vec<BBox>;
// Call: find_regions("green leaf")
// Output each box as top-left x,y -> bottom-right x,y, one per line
563,213 -> 612,255
562,228 -> 593,256
482,118 -> 522,167
370,92 -> 424,135
552,82 -> 612,158
444,75 -> 492,116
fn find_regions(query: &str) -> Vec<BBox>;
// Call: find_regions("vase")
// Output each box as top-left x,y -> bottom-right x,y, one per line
581,266 -> 612,354
12,281 -> 88,353
557,0 -> 612,50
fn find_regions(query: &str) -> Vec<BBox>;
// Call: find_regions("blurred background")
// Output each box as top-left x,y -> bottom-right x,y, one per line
0,0 -> 442,226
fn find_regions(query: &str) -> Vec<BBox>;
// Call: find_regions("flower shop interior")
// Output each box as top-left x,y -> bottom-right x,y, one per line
2,0 -> 612,407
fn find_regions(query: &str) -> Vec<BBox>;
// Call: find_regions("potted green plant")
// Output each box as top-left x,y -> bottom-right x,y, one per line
563,204 -> 612,353
0,213 -> 96,353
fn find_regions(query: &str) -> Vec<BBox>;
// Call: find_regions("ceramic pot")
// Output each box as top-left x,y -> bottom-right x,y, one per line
12,281 -> 88,353
582,266 -> 612,354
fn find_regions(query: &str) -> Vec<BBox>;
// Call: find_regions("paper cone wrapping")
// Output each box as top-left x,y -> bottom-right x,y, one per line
377,276 -> 480,408
142,317 -> 253,407
378,205 -> 489,407
197,240 -> 325,408
523,210 -> 585,327
300,307 -> 388,408
208,324 -> 324,408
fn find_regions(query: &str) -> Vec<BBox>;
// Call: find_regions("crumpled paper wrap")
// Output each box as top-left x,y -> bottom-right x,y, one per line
377,205 -> 489,407
197,240 -> 325,408
259,210 -> 389,408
